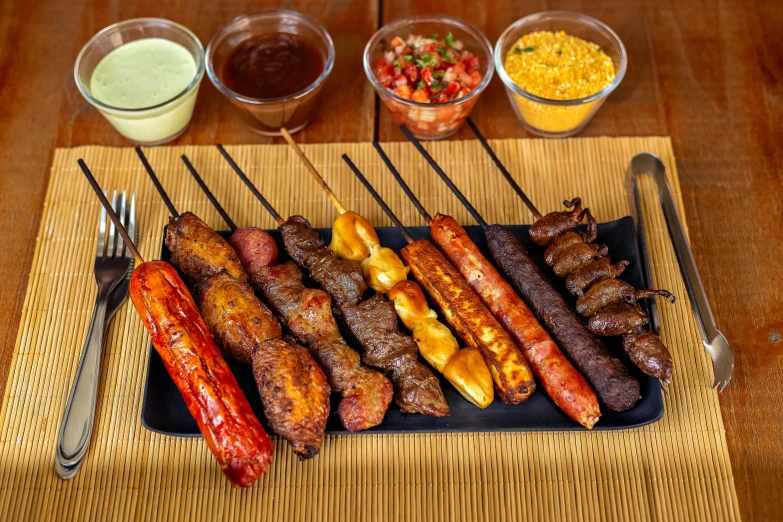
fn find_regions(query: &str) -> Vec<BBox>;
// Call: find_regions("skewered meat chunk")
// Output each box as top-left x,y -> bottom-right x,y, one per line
544,232 -> 585,265
251,338 -> 331,459
551,242 -> 608,277
165,212 -> 247,285
622,331 -> 674,380
529,198 -> 588,246
250,261 -> 392,432
576,279 -> 676,317
565,258 -> 629,296
279,216 -> 449,417
197,271 -> 282,364
587,303 -> 648,337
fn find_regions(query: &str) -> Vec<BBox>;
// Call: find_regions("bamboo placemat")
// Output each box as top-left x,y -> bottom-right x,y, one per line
0,138 -> 739,522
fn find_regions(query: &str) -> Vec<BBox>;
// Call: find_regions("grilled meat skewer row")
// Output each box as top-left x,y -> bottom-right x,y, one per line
161,212 -> 331,455
529,198 -> 676,380
279,216 -> 450,417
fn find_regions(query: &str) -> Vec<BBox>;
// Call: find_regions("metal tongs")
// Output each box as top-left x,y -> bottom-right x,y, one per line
626,153 -> 734,392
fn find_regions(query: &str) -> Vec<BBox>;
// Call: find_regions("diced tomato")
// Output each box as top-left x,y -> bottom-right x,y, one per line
422,43 -> 436,53
421,67 -> 434,87
411,88 -> 429,103
463,56 -> 480,72
393,74 -> 408,88
443,81 -> 460,95
403,63 -> 419,83
456,87 -> 473,99
376,57 -> 387,69
469,70 -> 482,86
391,36 -> 405,48
393,84 -> 412,100
451,62 -> 466,75
377,64 -> 395,87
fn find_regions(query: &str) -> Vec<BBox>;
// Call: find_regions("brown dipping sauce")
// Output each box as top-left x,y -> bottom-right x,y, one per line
220,32 -> 325,99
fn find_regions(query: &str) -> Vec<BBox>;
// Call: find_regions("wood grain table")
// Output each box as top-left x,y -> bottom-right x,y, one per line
1,1 -> 780,520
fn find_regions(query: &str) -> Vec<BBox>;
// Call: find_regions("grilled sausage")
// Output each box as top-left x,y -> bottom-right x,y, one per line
197,271 -> 282,364
129,260 -> 272,487
430,214 -> 600,428
165,212 -> 247,285
485,225 -> 640,412
229,227 -> 279,276
401,238 -> 535,404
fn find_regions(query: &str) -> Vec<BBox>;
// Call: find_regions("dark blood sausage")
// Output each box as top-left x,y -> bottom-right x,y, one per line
165,212 -> 247,285
279,216 -> 449,417
130,260 -> 273,487
196,270 -> 330,459
484,225 -> 641,412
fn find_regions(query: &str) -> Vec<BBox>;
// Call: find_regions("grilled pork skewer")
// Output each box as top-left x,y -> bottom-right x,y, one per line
466,119 -> 677,381
180,154 -> 394,431
280,129 -> 493,409
136,149 -> 330,459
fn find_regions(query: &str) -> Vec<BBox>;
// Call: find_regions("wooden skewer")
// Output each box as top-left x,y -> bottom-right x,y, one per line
77,159 -> 144,265
280,127 -> 347,215
397,126 -> 489,229
341,154 -> 414,245
216,144 -> 285,226
135,146 -> 179,217
181,155 -> 238,232
465,118 -> 543,220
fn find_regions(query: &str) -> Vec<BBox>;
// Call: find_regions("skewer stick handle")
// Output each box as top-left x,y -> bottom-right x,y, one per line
181,155 -> 238,232
341,154 -> 415,244
78,159 -> 144,265
372,141 -> 432,224
135,146 -> 179,218
465,118 -> 543,220
280,127 -> 347,215
216,144 -> 285,226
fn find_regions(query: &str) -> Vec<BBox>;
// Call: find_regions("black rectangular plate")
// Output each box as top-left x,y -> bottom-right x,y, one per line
141,218 -> 663,435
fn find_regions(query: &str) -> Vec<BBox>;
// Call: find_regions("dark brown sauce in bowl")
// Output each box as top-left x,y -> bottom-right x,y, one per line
220,33 -> 325,100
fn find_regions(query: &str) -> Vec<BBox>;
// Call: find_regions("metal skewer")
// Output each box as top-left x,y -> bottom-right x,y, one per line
216,144 -> 285,226
135,147 -> 179,217
280,127 -> 347,215
465,118 -> 543,220
77,159 -> 143,265
341,154 -> 415,244
181,155 -> 238,232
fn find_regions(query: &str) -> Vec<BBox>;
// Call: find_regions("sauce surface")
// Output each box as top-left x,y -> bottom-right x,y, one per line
220,33 -> 324,99
90,38 -> 197,109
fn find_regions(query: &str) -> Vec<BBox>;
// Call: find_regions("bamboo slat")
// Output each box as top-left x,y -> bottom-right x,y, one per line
0,138 -> 740,522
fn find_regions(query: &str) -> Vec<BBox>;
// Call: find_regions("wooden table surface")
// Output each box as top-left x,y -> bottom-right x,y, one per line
1,1 -> 780,520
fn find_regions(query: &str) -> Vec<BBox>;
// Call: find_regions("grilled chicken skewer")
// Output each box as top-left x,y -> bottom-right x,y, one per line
136,148 -> 331,458
217,144 -> 449,417
180,153 -> 394,432
281,129 -> 493,408
466,119 -> 677,381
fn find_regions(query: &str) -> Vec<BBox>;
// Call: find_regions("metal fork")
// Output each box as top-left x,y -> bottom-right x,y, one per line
56,191 -> 135,479
626,153 -> 734,392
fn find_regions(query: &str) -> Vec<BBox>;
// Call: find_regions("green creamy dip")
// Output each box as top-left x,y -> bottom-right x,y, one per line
90,38 -> 197,109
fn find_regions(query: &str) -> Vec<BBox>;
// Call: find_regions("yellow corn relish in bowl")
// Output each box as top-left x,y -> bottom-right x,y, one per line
495,12 -> 626,138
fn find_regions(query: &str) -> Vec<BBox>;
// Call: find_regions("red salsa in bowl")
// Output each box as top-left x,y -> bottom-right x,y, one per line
364,16 -> 493,140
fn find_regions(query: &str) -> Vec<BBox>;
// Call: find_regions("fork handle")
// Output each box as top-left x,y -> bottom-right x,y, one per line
55,284 -> 111,479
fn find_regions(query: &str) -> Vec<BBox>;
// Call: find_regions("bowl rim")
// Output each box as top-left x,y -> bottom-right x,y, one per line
74,18 -> 206,114
205,9 -> 335,105
363,14 -> 495,109
494,11 -> 627,106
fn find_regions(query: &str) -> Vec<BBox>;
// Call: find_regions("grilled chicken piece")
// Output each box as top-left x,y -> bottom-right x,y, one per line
576,279 -> 676,318
165,212 -> 247,285
551,242 -> 608,277
622,331 -> 674,380
587,302 -> 648,337
565,258 -> 629,296
529,198 -> 588,246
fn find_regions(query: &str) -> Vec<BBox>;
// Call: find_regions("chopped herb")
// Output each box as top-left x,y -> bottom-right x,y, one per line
438,48 -> 457,63
393,60 -> 400,67
417,81 -> 426,90
423,52 -> 430,61
431,32 -> 439,39
523,46 -> 536,53
556,49 -> 562,55
596,46 -> 602,52
415,59 -> 428,68
445,32 -> 456,48
403,55 -> 413,62
513,47 -> 522,54
433,70 -> 445,79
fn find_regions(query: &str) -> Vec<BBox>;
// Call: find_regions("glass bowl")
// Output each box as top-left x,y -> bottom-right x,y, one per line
495,12 -> 627,138
364,15 -> 494,140
206,10 -> 335,136
74,18 -> 205,145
